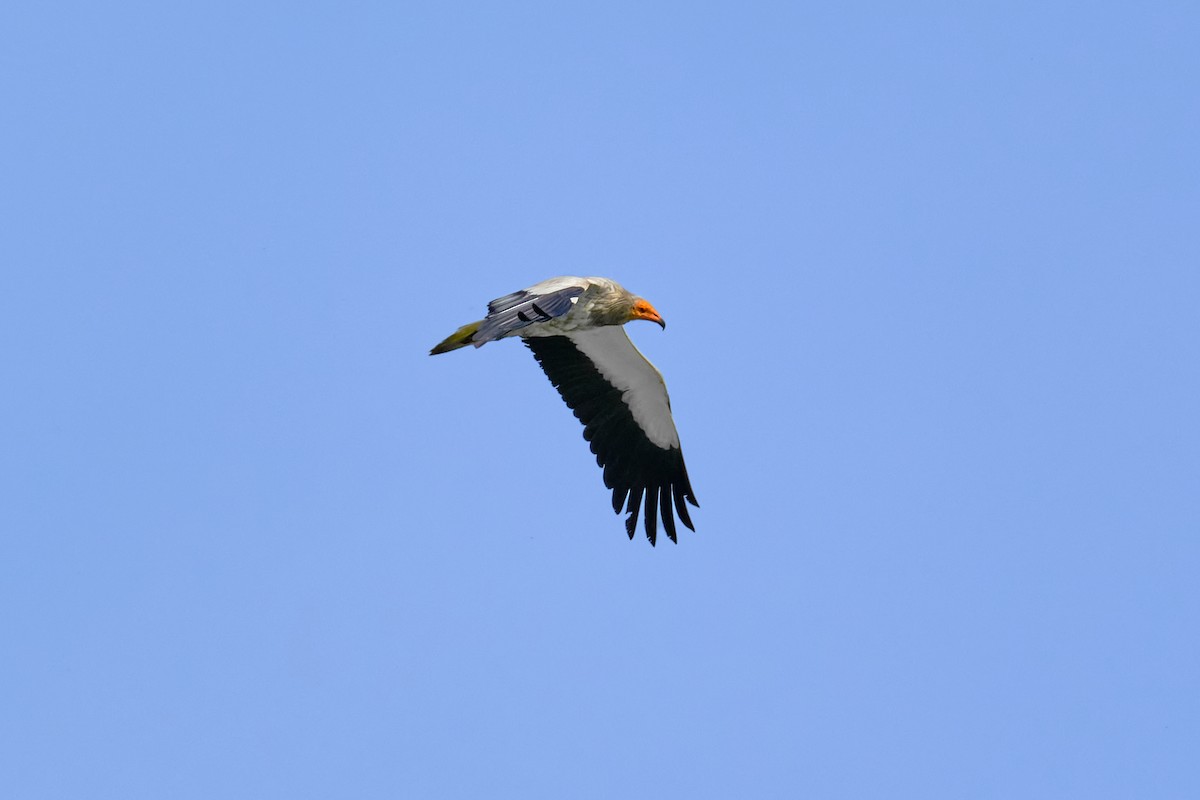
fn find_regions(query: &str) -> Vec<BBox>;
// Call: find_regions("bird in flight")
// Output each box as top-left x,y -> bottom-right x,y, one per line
430,276 -> 698,545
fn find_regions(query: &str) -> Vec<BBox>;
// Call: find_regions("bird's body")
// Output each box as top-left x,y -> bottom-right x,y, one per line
430,276 -> 698,545
430,276 -> 648,351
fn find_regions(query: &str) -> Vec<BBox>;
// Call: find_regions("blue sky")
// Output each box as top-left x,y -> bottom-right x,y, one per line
3,2 -> 1198,797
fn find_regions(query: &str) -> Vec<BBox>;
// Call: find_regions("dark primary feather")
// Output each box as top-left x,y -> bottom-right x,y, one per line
524,335 -> 698,545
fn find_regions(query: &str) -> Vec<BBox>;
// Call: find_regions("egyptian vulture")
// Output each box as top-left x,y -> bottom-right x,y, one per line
430,276 -> 698,545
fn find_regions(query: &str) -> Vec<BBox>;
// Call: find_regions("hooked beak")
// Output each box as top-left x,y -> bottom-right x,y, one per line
633,301 -> 666,329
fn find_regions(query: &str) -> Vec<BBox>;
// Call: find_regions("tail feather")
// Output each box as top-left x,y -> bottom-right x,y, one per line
429,320 -> 483,355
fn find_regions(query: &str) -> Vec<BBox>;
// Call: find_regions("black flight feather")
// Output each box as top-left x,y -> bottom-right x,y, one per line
524,335 -> 697,545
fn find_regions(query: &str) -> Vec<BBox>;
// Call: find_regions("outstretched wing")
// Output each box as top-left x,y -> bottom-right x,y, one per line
473,284 -> 586,345
525,327 -> 698,545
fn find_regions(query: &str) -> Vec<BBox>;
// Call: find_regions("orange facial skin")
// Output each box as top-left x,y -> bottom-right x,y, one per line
631,299 -> 666,329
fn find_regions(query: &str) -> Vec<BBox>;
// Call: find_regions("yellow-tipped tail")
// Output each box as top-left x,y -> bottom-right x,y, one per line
429,320 -> 483,355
